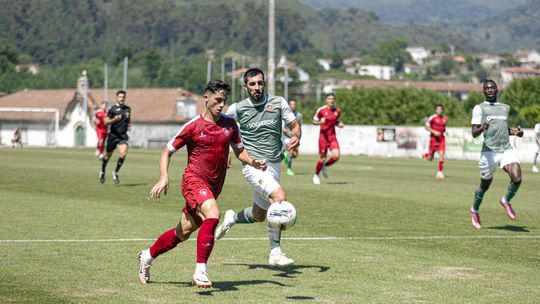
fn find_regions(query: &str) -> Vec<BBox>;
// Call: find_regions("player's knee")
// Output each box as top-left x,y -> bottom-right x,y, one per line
175,227 -> 191,241
511,176 -> 522,185
269,189 -> 286,203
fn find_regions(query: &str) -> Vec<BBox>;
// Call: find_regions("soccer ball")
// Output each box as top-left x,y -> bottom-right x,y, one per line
267,201 -> 297,230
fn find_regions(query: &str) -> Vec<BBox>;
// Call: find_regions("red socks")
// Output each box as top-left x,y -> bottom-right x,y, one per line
315,160 -> 324,174
325,157 -> 337,167
196,218 -> 219,263
97,144 -> 104,154
438,161 -> 444,171
150,228 -> 181,258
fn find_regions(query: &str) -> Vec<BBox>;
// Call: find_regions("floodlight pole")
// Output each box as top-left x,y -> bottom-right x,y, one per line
284,56 -> 289,101
231,57 -> 236,101
207,60 -> 212,83
267,0 -> 276,95
104,63 -> 109,102
122,57 -> 128,90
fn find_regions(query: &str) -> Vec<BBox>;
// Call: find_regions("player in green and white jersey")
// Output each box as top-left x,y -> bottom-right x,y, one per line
532,122 -> 540,173
282,99 -> 303,176
470,80 -> 524,229
215,68 -> 302,266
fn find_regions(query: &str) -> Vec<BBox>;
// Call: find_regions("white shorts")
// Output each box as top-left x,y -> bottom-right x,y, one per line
478,150 -> 520,180
242,162 -> 282,210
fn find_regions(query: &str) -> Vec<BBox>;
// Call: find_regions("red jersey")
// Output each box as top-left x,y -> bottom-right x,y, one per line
167,114 -> 242,196
95,111 -> 108,131
425,114 -> 448,139
314,105 -> 341,136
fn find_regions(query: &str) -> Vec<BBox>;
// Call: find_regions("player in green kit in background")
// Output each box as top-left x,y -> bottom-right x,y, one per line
283,99 -> 303,176
470,80 -> 524,229
215,68 -> 302,266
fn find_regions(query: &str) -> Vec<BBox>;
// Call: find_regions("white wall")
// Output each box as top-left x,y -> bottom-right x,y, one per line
299,125 -> 538,163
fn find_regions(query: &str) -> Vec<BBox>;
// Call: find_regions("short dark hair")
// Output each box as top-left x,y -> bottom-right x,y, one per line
116,90 -> 126,96
483,79 -> 497,89
243,68 -> 265,84
325,93 -> 335,98
435,103 -> 443,109
205,80 -> 231,95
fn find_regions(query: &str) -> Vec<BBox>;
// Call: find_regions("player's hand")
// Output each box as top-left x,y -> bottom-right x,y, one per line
432,130 -> 441,136
320,117 -> 326,124
338,122 -> 344,128
481,122 -> 489,131
288,136 -> 300,150
149,177 -> 169,199
114,114 -> 122,122
227,154 -> 232,169
252,159 -> 267,170
516,125 -> 524,137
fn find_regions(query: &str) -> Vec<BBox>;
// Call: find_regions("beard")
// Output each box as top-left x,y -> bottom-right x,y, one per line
249,90 -> 264,102
484,92 -> 497,102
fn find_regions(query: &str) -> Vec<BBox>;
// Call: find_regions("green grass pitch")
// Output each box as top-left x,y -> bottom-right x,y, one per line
1,148 -> 539,303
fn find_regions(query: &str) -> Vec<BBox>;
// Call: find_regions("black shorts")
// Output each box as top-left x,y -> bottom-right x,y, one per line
106,134 -> 129,153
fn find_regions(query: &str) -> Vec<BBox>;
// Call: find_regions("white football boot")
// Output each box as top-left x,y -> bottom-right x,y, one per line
312,174 -> 321,185
192,271 -> 212,288
214,210 -> 236,240
269,250 -> 294,267
137,251 -> 151,285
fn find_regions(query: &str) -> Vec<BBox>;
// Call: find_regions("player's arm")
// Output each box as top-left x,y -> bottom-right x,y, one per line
508,126 -> 524,137
104,113 -> 121,125
336,119 -> 344,128
149,147 -> 173,199
286,119 -> 302,150
424,125 -> 441,136
472,124 -> 489,138
471,105 -> 486,138
232,146 -> 267,170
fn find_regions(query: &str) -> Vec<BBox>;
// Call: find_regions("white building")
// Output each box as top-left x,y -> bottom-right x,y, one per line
358,65 -> 395,80
500,67 -> 540,84
317,59 -> 332,71
514,50 -> 540,67
406,47 -> 431,65
0,88 -> 204,149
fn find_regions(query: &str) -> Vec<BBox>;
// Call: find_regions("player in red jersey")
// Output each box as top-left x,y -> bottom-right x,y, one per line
312,93 -> 344,184
137,80 -> 266,288
93,101 -> 108,159
422,104 -> 448,179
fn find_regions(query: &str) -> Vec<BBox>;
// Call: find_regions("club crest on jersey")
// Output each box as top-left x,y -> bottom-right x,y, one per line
265,104 -> 274,112
199,189 -> 208,197
224,128 -> 230,136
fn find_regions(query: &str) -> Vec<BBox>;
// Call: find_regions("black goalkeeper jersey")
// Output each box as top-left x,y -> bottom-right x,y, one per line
107,104 -> 131,138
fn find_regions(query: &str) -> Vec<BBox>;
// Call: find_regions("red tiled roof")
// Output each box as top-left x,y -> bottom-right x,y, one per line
341,80 -> 484,92
0,88 -> 205,123
501,67 -> 540,74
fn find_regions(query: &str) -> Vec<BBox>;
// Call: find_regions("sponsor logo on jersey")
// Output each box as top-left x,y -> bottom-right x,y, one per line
200,131 -> 206,138
245,119 -> 278,129
486,115 -> 507,122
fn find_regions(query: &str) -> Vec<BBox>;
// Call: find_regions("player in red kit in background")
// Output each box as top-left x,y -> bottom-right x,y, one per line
137,80 -> 266,288
93,101 -> 108,160
312,93 -> 344,185
423,104 -> 448,179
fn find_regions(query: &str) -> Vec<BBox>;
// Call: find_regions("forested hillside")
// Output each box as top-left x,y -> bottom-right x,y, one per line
0,0 -> 479,66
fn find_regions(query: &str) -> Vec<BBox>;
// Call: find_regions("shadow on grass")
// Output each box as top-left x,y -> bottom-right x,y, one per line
118,183 -> 148,187
287,296 -> 316,300
326,181 -> 353,185
226,263 -> 330,278
487,225 -> 529,232
152,279 -> 289,295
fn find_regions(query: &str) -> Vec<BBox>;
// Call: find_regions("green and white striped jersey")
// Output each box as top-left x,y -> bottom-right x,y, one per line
227,94 -> 296,163
471,101 -> 512,152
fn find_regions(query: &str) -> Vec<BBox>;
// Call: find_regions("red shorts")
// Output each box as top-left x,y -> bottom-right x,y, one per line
429,137 -> 445,153
319,134 -> 340,156
96,129 -> 108,140
181,175 -> 217,223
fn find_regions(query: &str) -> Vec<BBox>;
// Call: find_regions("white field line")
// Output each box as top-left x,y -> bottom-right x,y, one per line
0,235 -> 539,244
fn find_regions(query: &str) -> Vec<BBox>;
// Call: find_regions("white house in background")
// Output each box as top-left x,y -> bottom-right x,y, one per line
358,65 -> 395,80
478,54 -> 503,69
0,88 -> 204,149
317,58 -> 332,71
514,50 -> 540,67
403,64 -> 426,74
500,67 -> 540,84
406,47 -> 431,65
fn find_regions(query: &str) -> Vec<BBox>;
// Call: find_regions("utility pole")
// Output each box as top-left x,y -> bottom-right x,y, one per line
267,0 -> 276,95
122,57 -> 128,90
207,60 -> 212,83
283,56 -> 289,101
103,63 -> 109,102
241,56 -> 246,99
231,57 -> 236,101
221,56 -> 225,81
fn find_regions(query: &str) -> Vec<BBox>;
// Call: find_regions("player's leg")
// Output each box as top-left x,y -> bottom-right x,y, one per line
138,211 -> 199,284
500,156 -> 521,220
112,143 -> 128,184
265,188 -> 294,266
436,149 -> 445,179
533,145 -> 539,173
192,198 -> 220,288
325,139 -> 341,168
314,138 -> 327,184
100,137 -> 116,183
470,152 -> 496,229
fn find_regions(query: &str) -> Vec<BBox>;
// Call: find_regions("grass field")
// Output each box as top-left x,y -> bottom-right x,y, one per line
1,148 -> 539,303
